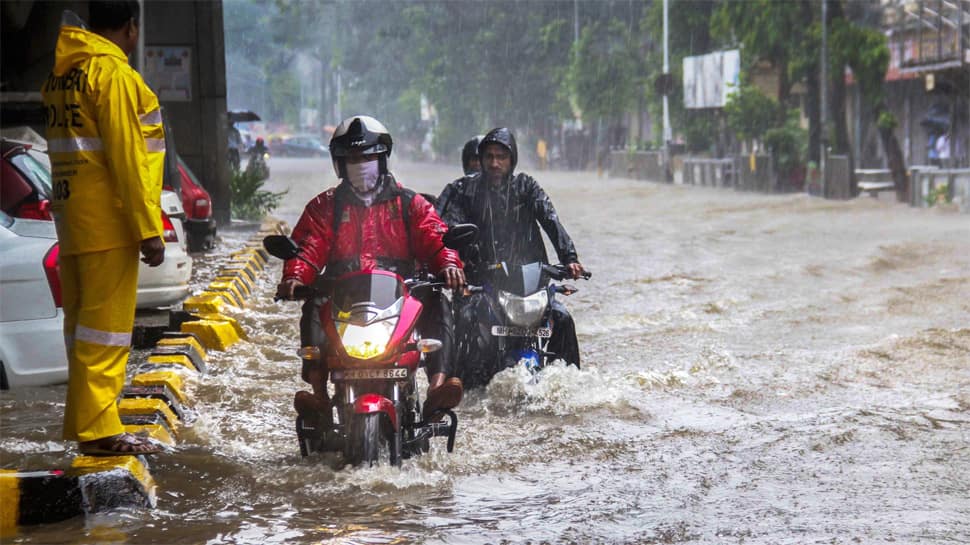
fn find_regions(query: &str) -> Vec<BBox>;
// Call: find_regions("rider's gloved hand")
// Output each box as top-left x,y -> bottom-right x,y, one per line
276,278 -> 305,300
440,266 -> 465,290
567,262 -> 586,280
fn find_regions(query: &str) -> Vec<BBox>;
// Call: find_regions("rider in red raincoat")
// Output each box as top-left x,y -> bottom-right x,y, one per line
277,115 -> 465,422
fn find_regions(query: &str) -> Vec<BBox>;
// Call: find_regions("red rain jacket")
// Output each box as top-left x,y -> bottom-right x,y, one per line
283,179 -> 462,285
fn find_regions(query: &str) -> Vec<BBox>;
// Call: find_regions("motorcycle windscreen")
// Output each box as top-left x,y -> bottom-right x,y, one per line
495,262 -> 547,296
331,271 -> 405,322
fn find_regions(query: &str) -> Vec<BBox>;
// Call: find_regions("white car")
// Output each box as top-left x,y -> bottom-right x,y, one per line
138,189 -> 192,308
0,211 -> 67,388
0,194 -> 191,388
1,137 -> 192,309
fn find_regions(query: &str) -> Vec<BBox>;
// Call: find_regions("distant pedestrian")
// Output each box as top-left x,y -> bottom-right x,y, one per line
928,134 -> 941,167
936,132 -> 951,165
42,0 -> 166,456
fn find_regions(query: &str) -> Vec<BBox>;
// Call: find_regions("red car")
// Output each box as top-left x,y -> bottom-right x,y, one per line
1,138 -> 52,220
166,156 -> 216,252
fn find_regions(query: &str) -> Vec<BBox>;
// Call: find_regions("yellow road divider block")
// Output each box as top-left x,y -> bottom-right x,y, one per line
71,456 -> 156,509
243,242 -> 270,261
183,292 -> 231,314
1,469 -> 84,536
225,257 -> 262,278
131,371 -> 189,404
181,318 -> 241,351
231,248 -> 267,267
1,469 -> 19,538
194,313 -> 246,340
123,424 -> 176,447
219,264 -> 257,283
123,380 -> 190,421
151,340 -> 207,374
145,353 -> 201,373
205,281 -> 245,307
157,335 -> 207,360
118,398 -> 180,436
214,275 -> 253,297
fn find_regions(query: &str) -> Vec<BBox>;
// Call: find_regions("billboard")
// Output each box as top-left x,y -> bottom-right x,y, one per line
144,46 -> 193,101
683,49 -> 740,109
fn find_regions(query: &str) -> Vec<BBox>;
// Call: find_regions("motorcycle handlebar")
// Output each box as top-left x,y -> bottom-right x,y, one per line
541,263 -> 592,281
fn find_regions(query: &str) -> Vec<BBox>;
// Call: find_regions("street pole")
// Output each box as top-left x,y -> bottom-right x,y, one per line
662,0 -> 672,182
573,0 -> 579,45
820,0 -> 828,197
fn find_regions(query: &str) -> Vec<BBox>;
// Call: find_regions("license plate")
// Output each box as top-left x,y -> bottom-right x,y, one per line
331,368 -> 409,380
491,326 -> 552,338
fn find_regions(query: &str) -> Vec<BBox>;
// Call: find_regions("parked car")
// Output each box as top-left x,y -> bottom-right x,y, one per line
167,156 -> 216,252
274,134 -> 329,157
156,109 -> 217,253
0,210 -> 66,388
0,137 -> 193,309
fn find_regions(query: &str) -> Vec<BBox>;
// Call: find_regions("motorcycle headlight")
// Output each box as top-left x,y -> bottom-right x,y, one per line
337,319 -> 395,359
497,289 -> 549,327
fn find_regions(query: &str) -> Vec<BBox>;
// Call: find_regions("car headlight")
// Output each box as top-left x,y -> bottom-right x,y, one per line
337,319 -> 395,359
497,289 -> 549,328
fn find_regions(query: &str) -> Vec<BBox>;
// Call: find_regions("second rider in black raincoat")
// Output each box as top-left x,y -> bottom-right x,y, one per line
436,127 -> 586,374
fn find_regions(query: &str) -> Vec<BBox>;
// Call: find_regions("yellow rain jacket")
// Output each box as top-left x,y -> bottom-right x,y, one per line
41,25 -> 164,256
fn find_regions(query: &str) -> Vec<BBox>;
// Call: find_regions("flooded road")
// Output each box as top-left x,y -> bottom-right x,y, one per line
3,157 -> 969,544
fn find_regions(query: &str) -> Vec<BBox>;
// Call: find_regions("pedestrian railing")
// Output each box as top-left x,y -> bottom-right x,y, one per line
910,167 -> 970,213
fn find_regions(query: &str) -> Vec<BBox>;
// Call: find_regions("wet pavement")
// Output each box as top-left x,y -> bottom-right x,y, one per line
2,157 -> 968,544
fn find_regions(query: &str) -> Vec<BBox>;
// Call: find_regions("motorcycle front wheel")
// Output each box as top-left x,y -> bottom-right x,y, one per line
345,413 -> 398,467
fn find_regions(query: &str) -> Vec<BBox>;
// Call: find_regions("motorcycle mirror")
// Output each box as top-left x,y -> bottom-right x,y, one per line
442,223 -> 479,250
263,235 -> 323,273
263,235 -> 300,260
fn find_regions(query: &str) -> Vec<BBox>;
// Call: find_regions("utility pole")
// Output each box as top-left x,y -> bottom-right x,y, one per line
662,0 -> 672,182
573,0 -> 579,44
820,0 -> 828,197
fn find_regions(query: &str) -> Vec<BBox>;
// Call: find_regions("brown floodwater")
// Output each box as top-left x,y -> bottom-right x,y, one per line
2,157 -> 968,544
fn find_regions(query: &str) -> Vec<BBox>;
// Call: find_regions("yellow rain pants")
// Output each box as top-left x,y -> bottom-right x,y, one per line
60,245 -> 139,442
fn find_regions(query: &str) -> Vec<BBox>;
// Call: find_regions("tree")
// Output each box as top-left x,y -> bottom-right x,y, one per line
832,22 -> 906,200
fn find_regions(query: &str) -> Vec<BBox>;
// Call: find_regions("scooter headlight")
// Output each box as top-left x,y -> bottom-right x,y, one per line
497,289 -> 549,328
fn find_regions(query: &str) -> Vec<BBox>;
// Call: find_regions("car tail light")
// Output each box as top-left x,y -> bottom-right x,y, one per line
193,198 -> 211,219
43,243 -> 62,307
161,212 -> 179,243
17,199 -> 52,220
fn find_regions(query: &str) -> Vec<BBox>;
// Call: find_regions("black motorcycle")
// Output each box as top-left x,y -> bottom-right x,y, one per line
454,261 -> 590,389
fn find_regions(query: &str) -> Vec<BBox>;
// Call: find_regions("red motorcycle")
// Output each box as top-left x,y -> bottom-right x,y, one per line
263,225 -> 477,466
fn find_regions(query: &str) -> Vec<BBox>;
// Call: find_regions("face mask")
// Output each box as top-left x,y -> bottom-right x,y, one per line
345,160 -> 381,193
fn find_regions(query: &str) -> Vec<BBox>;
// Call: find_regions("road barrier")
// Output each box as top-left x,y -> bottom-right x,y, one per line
910,167 -> 970,213
0,219 -> 288,538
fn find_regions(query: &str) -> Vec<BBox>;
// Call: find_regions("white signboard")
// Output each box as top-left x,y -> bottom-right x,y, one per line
683,49 -> 740,109
143,46 -> 192,101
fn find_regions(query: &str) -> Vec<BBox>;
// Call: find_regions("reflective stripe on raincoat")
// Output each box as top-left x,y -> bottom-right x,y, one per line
41,25 -> 163,255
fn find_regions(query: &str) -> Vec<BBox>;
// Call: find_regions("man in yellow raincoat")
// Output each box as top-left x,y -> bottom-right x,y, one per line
42,0 -> 166,456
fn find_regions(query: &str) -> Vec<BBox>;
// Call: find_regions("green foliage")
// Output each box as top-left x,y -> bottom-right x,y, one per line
877,111 -> 898,131
682,111 -> 718,153
642,1 -> 717,148
832,22 -> 890,105
764,108 -> 808,174
724,84 -> 780,143
569,19 -> 644,122
230,168 -> 287,221
925,183 -> 950,206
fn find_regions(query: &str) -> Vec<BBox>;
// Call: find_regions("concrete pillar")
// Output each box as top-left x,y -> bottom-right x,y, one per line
143,0 -> 230,226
